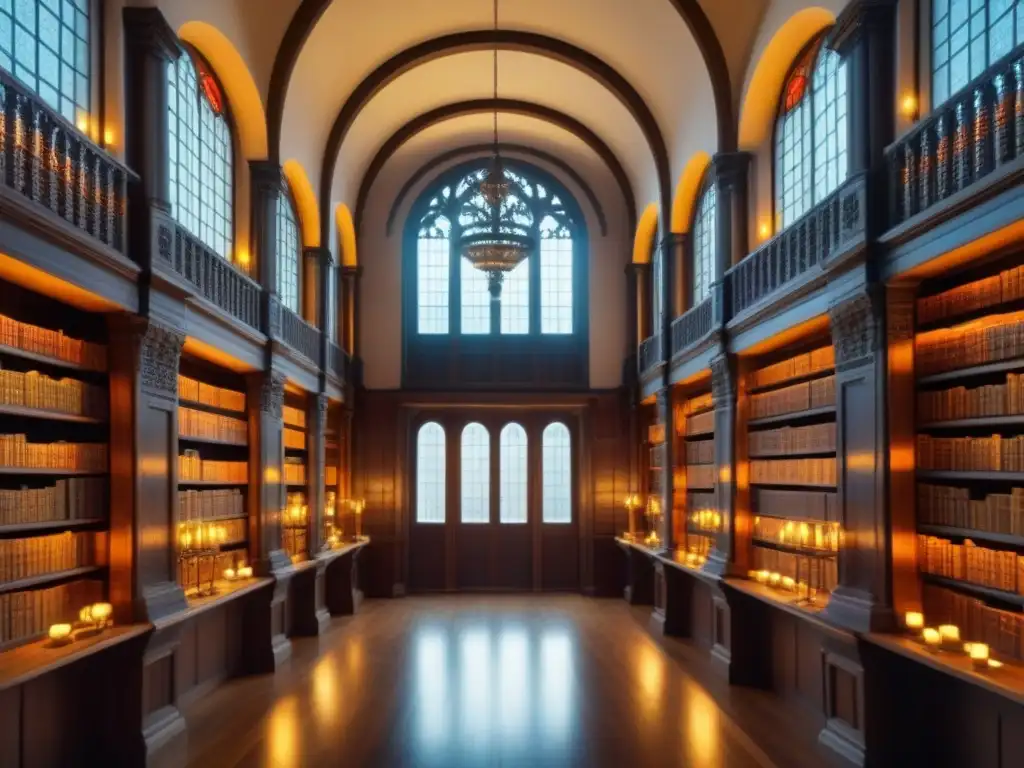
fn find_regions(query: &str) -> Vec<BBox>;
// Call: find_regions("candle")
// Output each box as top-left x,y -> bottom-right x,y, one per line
922,627 -> 941,652
238,566 -> 253,579
756,570 -> 770,584
223,568 -> 236,581
48,623 -> 73,646
79,605 -> 93,624
969,643 -> 990,670
988,659 -> 1003,669
938,624 -> 960,650
90,603 -> 112,627
904,612 -> 924,631
781,576 -> 795,592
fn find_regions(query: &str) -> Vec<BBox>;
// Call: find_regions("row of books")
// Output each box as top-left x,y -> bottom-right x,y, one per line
179,450 -> 248,483
178,375 -> 245,413
283,526 -> 309,563
326,466 -> 338,486
0,579 -> 103,650
0,435 -> 106,471
687,465 -> 715,490
750,376 -> 835,420
753,488 -> 839,521
179,407 -> 247,445
750,458 -> 837,486
0,314 -> 106,370
751,347 -> 835,389
917,264 -> 1024,325
918,374 -> 1024,422
749,422 -> 836,457
648,423 -> 666,444
684,410 -> 715,436
0,531 -> 93,583
0,478 -> 105,526
283,405 -> 306,429
916,312 -> 1024,375
179,550 -> 249,597
683,393 -> 713,415
922,583 -> 1023,663
284,458 -> 306,485
753,516 -> 841,552
0,368 -> 106,418
918,534 -> 1024,595
750,546 -> 838,595
178,489 -> 245,523
284,428 -> 306,450
916,434 -> 1024,471
685,439 -> 714,465
917,483 -> 1024,535
683,533 -> 714,558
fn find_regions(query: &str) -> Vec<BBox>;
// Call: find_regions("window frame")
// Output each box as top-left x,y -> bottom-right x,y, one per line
276,184 -> 303,315
415,421 -> 447,525
499,422 -> 528,525
541,421 -> 573,525
689,173 -> 717,306
459,422 -> 491,524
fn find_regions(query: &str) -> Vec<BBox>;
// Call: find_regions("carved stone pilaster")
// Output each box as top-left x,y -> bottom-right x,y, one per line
711,353 -> 737,408
251,160 -> 284,295
829,288 -> 883,371
710,152 -> 751,278
134,321 -> 185,398
655,387 -> 675,551
260,371 -> 286,420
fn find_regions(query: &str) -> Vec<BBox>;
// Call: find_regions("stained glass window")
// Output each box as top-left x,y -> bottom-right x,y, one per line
0,0 -> 90,123
461,423 -> 490,524
168,47 -> 233,261
775,37 -> 847,230
416,422 -> 446,524
500,423 -> 528,524
276,192 -> 301,313
692,183 -> 717,304
932,0 -> 1023,107
542,422 -> 571,524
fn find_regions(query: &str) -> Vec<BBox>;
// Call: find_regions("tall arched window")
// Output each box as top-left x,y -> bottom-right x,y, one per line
168,46 -> 233,261
409,161 -> 583,338
542,422 -> 571,524
416,422 -> 446,524
0,0 -> 90,123
691,182 -> 717,304
775,35 -> 847,230
461,423 -> 490,524
276,191 -> 301,313
500,423 -> 528,524
932,0 -> 1022,107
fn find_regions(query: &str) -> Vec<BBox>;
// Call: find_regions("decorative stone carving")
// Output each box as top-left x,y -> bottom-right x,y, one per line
316,393 -> 329,420
250,160 -> 285,199
841,190 -> 862,235
260,371 -> 286,419
830,289 -> 882,371
711,353 -> 735,407
267,296 -> 282,339
157,224 -> 172,264
137,321 -> 185,396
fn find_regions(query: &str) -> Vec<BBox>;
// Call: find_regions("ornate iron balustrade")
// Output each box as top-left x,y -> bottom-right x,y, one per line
670,293 -> 715,358
0,71 -> 131,255
280,306 -> 321,363
327,340 -> 347,382
727,176 -> 864,318
162,224 -> 262,331
888,47 -> 1024,227
638,333 -> 663,376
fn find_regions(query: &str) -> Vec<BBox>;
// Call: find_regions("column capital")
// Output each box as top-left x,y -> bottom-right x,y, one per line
829,285 -> 884,371
304,245 -> 334,266
830,0 -> 898,57
124,317 -> 185,399
122,8 -> 181,62
710,352 -> 737,407
341,264 -> 363,279
658,232 -> 688,251
258,370 -> 287,420
710,152 -> 752,189
250,160 -> 285,197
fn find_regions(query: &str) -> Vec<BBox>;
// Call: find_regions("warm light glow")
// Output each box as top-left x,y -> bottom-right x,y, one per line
988,659 -> 1004,669
267,695 -> 300,768
103,128 -> 115,147
75,113 -> 89,133
904,611 -> 924,631
781,576 -> 795,592
79,606 -> 93,623
90,603 -> 112,625
238,566 -> 253,579
224,568 -> 237,581
900,93 -> 918,119
311,654 -> 339,727
758,220 -> 772,241
923,628 -> 941,651
769,572 -> 781,587
49,624 -> 73,644
939,624 -> 960,649
969,643 -> 990,669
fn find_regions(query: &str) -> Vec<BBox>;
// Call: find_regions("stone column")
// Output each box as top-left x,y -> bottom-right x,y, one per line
656,387 -> 675,551
341,265 -> 361,358
711,152 -> 751,280
250,161 -> 282,336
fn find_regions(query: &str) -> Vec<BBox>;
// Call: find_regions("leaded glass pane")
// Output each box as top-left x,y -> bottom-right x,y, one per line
692,184 -> 716,304
416,422 -> 446,524
540,216 -> 573,334
499,423 -> 527,524
542,423 -> 572,524
417,216 -> 450,335
461,256 -> 491,335
276,194 -> 301,313
501,258 -> 529,334
461,423 -> 490,524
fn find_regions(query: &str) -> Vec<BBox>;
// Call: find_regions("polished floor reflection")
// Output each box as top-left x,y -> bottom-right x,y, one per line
185,596 -> 776,768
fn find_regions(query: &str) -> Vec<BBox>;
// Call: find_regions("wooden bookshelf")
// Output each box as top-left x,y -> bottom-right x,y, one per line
0,566 -> 106,597
747,405 -> 836,428
919,416 -> 1024,430
0,519 -> 106,538
677,392 -> 716,561
178,434 -> 248,448
0,405 -> 105,425
917,357 -> 1024,386
918,524 -> 1024,549
922,573 -> 1024,609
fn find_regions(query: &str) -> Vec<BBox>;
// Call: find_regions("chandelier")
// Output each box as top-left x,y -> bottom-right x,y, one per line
459,0 -> 534,297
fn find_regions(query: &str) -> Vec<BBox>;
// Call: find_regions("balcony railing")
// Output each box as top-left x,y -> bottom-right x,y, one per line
727,176 -> 864,319
888,48 -> 1024,228
164,224 -> 262,331
0,71 -> 131,255
670,293 -> 715,358
639,333 -> 663,376
280,306 -> 321,363
327,341 -> 347,382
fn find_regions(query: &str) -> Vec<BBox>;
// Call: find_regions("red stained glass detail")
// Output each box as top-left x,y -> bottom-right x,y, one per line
784,72 -> 807,112
199,69 -> 223,115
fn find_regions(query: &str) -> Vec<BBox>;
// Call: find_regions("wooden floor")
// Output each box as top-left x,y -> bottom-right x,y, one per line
185,596 -> 813,768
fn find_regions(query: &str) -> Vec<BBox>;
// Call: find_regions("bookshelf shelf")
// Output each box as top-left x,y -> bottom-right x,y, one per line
747,367 -> 835,395
0,519 -> 106,538
0,343 -> 105,374
178,434 -> 248,448
917,470 -> 1024,483
922,573 -> 1024,610
0,468 -> 105,476
750,448 -> 837,459
918,357 -> 1024,386
751,481 -> 837,490
748,405 -> 836,428
687,483 -> 715,491
0,404 -> 105,425
751,538 -> 839,558
919,415 -> 1024,430
917,524 -> 1024,549
0,565 -> 105,597
683,428 -> 715,440
178,399 -> 245,418
178,480 -> 248,488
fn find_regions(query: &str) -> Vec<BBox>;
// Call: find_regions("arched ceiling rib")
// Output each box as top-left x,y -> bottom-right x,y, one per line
353,99 -> 633,234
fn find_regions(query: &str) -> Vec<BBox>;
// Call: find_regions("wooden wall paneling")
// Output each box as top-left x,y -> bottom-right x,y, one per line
620,542 -> 654,604
0,687 -> 20,763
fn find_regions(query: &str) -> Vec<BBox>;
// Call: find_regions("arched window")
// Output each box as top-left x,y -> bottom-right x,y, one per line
409,162 -> 582,338
775,35 -> 847,230
542,422 -> 571,524
276,191 -> 301,313
168,45 -> 233,261
0,0 -> 90,123
691,182 -> 717,304
461,423 -> 490,524
416,422 -> 446,524
932,0 -> 1022,107
500,423 -> 528,524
